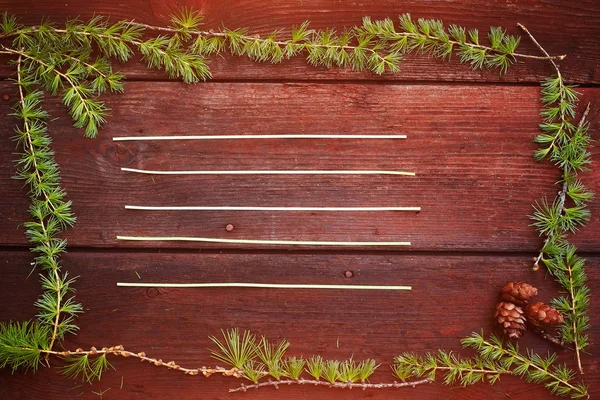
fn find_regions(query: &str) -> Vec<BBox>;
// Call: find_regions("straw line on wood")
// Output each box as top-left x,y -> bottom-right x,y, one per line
116,236 -> 411,246
121,167 -> 415,176
116,282 -> 412,290
125,205 -> 421,212
113,134 -> 407,141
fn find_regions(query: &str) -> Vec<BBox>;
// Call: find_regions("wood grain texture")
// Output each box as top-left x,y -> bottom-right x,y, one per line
0,82 -> 598,251
1,1 -> 599,399
0,0 -> 599,83
0,251 -> 598,399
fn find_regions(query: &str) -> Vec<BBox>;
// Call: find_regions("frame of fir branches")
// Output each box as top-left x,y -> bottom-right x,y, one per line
0,9 -> 593,398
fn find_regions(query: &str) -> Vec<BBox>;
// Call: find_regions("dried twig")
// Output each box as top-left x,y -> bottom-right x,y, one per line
229,377 -> 434,393
42,346 -> 242,377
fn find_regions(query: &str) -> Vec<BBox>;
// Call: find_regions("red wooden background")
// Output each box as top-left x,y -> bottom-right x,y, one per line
0,1 -> 599,399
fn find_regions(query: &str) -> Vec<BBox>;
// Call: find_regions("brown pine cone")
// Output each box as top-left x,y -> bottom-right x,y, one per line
494,301 -> 526,339
500,282 -> 538,306
525,302 -> 564,328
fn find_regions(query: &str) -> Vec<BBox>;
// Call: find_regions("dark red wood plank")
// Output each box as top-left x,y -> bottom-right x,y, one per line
0,0 -> 599,83
0,251 -> 598,399
0,82 -> 598,251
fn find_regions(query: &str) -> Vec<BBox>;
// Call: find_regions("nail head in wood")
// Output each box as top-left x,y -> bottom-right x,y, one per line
225,224 -> 235,232
344,270 -> 354,278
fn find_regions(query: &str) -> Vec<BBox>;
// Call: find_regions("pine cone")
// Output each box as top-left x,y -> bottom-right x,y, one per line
500,281 -> 538,306
494,301 -> 526,339
525,302 -> 563,328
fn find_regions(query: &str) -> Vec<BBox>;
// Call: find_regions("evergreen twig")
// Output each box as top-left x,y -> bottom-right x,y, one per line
13,52 -> 82,356
462,333 -> 589,399
392,350 -> 512,386
0,11 -> 565,77
0,321 -> 49,372
37,345 -> 242,378
229,377 -> 433,393
3,44 -> 109,137
519,23 -> 592,374
392,333 -> 589,399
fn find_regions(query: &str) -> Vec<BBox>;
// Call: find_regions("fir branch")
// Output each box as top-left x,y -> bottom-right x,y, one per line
548,246 -> 590,375
3,16 -> 144,62
532,104 -> 592,269
60,52 -> 107,79
520,24 -> 592,374
0,11 -> 566,80
129,11 -> 564,75
12,53 -> 82,355
2,15 -> 208,83
462,333 -> 588,398
392,350 -> 512,386
229,377 -> 433,393
393,334 -> 589,398
4,44 -> 109,137
59,52 -> 125,94
129,19 -> 396,74
359,15 -> 526,74
0,321 -> 50,372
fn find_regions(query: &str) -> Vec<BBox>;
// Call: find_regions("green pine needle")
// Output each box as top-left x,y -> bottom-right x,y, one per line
322,360 -> 340,383
283,356 -> 305,379
255,335 -> 289,379
61,353 -> 114,382
208,328 -> 258,369
0,321 -> 49,373
306,355 -> 325,380
240,360 -> 265,383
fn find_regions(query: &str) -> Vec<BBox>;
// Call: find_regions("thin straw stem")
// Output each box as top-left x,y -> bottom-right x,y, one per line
121,167 -> 415,176
116,282 -> 412,290
125,205 -> 421,212
113,134 -> 407,141
116,236 -> 411,246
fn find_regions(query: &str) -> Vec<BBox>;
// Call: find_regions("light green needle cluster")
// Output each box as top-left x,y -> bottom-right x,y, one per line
0,321 -> 49,373
61,353 -> 114,382
209,329 -> 379,384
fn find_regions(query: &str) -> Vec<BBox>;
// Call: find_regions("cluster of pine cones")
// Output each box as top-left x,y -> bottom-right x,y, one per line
495,282 -> 563,339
